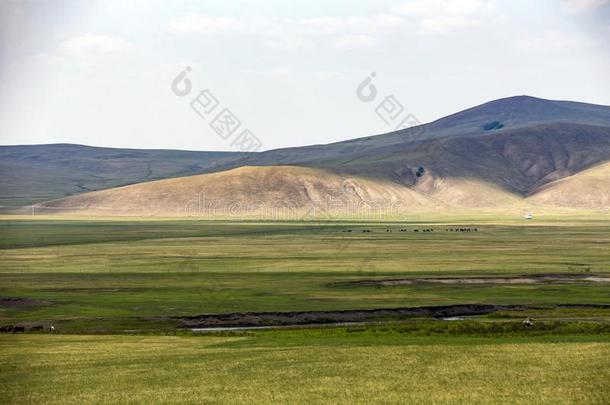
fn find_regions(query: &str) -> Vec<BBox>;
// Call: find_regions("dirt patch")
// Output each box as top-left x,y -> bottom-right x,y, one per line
330,274 -> 610,288
41,288 -> 142,293
556,304 -> 610,309
0,297 -> 53,310
177,304 -> 532,328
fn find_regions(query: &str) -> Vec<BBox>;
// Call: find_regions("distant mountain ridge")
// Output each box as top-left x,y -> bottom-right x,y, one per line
0,144 -> 246,207
211,95 -> 610,167
3,95 -> 610,215
203,96 -> 610,201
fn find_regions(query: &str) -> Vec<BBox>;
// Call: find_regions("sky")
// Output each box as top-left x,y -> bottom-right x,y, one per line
1,0 -> 609,152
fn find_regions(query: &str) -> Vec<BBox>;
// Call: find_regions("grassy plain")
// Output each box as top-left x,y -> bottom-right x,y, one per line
1,217 -> 610,328
1,217 -> 610,403
1,332 -> 610,404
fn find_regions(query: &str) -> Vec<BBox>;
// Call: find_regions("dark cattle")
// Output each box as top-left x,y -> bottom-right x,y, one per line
12,326 -> 25,333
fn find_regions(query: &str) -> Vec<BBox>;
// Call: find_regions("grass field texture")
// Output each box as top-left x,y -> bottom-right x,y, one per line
1,217 -> 610,403
1,218 -> 610,326
2,332 -> 609,404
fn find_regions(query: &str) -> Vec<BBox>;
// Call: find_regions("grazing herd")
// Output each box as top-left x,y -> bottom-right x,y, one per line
341,227 -> 479,233
446,228 -> 478,232
0,324 -> 56,333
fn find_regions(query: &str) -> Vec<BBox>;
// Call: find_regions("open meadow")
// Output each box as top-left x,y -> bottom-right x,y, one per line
2,332 -> 610,404
1,216 -> 610,403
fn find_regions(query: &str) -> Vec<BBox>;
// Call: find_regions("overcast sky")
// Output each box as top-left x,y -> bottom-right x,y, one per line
1,0 -> 609,151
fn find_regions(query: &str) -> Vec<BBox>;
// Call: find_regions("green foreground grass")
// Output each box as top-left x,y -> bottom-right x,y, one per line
1,332 -> 609,404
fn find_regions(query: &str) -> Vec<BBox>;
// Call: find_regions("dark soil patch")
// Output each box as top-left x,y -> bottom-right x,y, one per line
176,304 -> 533,328
41,288 -> 144,292
0,297 -> 53,309
329,273 -> 610,288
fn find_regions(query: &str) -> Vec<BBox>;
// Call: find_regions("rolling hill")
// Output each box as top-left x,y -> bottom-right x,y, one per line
5,95 -> 610,216
528,162 -> 610,210
0,144 -> 246,207
208,97 -> 610,198
33,166 -> 437,217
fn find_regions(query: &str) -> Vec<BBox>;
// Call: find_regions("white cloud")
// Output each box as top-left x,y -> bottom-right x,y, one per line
242,67 -> 354,81
266,66 -> 295,79
167,13 -> 407,52
28,53 -> 62,66
311,70 -> 346,80
515,30 -> 595,52
394,0 -> 496,35
59,34 -> 131,55
395,0 -> 487,16
444,0 -> 488,14
167,13 -> 406,39
420,16 -> 479,34
333,34 -> 376,49
263,37 -> 316,50
241,66 -> 297,80
298,14 -> 405,36
168,13 -> 248,34
562,0 -> 610,12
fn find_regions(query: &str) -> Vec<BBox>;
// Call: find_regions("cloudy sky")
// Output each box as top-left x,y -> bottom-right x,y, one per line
1,0 -> 609,151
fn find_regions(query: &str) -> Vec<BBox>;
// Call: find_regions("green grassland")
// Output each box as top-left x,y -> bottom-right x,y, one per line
1,331 -> 610,404
1,217 -> 610,403
1,218 -> 610,327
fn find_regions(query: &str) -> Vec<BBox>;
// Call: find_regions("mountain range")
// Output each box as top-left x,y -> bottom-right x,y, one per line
2,95 -> 610,217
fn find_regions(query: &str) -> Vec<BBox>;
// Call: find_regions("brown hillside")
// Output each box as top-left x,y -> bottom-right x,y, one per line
527,162 -> 610,210
35,166 -> 437,218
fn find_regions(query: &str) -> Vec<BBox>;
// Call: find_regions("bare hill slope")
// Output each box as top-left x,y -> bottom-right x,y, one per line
527,162 -> 610,210
35,166 -> 437,218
